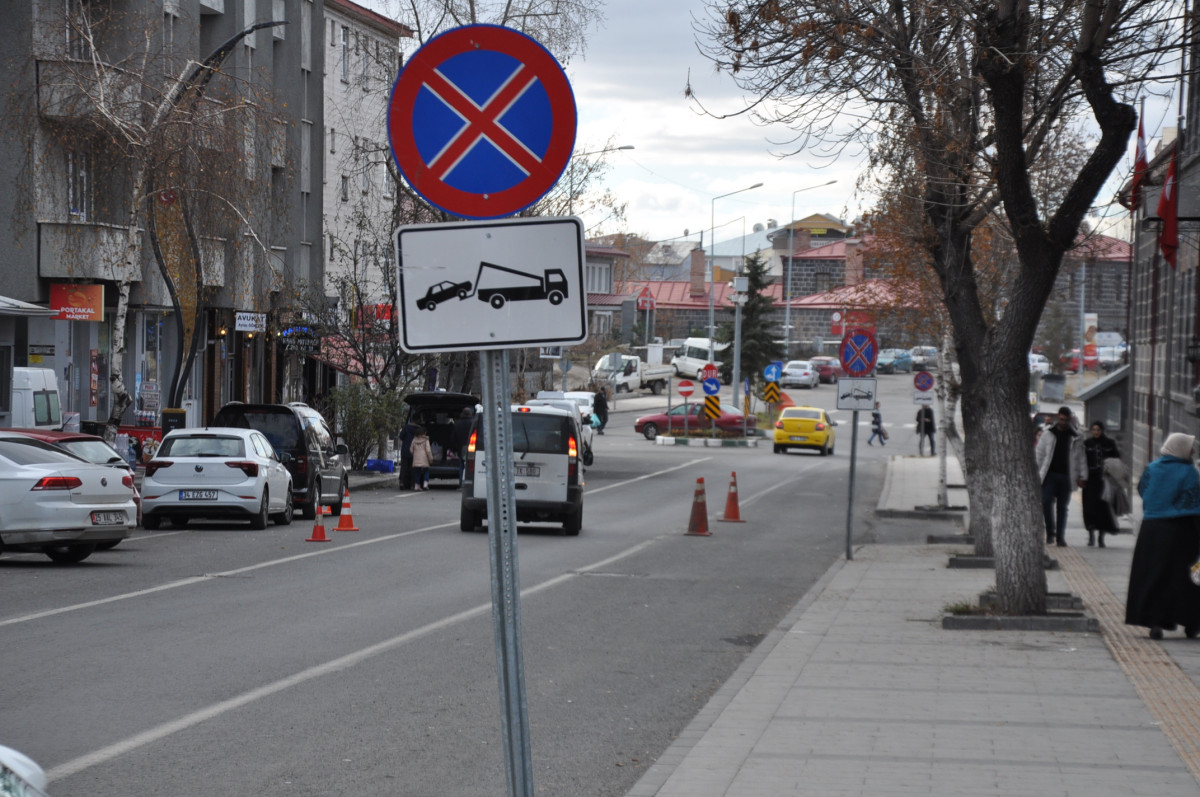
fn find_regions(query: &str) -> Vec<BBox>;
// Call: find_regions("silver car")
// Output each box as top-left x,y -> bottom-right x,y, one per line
780,360 -> 820,389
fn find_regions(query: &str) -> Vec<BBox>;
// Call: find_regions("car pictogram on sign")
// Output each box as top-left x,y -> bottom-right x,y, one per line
387,25 -> 576,219
417,280 -> 473,311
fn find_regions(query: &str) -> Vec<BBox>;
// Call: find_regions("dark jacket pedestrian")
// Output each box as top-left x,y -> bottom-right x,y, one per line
1125,433 -> 1200,640
1034,406 -> 1085,547
451,407 -> 475,486
915,406 -> 935,456
1081,421 -> 1121,547
593,388 -> 609,434
867,403 -> 886,446
398,420 -> 418,490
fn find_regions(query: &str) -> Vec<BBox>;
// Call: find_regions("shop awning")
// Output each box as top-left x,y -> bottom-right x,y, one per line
0,295 -> 57,317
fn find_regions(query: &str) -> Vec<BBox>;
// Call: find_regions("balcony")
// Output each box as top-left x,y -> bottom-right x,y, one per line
37,59 -> 141,126
39,221 -> 140,282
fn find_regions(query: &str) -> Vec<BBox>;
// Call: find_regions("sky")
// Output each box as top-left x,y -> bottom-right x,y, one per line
367,0 -> 1174,247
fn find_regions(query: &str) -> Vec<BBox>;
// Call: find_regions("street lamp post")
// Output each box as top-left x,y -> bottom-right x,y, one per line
783,180 -> 838,358
567,145 -> 634,215
709,183 -> 762,364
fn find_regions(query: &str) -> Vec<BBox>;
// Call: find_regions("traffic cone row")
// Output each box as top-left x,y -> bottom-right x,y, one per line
719,471 -> 745,523
334,489 -> 359,532
685,477 -> 711,537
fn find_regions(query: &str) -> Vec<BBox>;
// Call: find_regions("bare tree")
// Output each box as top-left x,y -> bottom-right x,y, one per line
697,0 -> 1174,613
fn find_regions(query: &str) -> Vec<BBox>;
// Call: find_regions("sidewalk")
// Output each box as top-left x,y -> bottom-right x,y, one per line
626,453 -> 1200,797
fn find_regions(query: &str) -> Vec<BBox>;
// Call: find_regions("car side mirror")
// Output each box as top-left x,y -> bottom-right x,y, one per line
278,451 -> 293,464
830,420 -> 839,426
336,443 -> 349,456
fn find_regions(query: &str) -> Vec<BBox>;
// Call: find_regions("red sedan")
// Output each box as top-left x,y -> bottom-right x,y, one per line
1060,349 -> 1100,372
634,403 -> 757,439
809,356 -> 847,383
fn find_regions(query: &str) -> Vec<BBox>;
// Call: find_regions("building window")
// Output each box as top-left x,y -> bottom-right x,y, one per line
340,175 -> 349,201
341,26 -> 349,82
360,145 -> 369,195
66,0 -> 92,60
382,161 -> 394,199
300,0 -> 311,71
329,127 -> 336,153
67,146 -> 92,221
591,312 -> 613,334
300,120 -> 311,194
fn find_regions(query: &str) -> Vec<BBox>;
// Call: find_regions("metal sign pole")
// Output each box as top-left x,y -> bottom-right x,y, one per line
480,349 -> 534,797
845,409 -> 859,561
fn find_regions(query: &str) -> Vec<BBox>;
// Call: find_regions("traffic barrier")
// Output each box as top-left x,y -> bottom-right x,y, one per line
685,477 -> 711,537
777,390 -> 795,409
306,504 -> 331,542
334,488 -> 360,532
719,471 -> 746,523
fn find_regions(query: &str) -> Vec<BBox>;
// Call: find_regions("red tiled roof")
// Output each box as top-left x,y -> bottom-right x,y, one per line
587,293 -> 629,306
585,244 -> 632,259
325,0 -> 414,37
1069,234 -> 1132,262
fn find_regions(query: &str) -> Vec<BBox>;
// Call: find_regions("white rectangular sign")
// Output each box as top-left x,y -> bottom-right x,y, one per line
836,378 -> 878,411
913,391 -> 934,406
235,311 -> 266,332
394,217 -> 588,353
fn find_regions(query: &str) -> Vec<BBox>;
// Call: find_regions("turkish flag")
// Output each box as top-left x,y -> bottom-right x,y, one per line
1131,117 -> 1148,211
1158,150 -> 1179,268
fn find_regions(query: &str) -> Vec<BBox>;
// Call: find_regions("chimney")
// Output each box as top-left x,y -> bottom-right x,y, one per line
690,248 -> 707,297
843,240 -> 863,285
791,228 -> 811,253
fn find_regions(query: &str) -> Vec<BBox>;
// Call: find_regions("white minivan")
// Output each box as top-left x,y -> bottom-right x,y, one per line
670,337 -> 728,379
460,405 -> 584,535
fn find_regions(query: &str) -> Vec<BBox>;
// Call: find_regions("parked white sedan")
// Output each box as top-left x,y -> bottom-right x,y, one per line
1028,353 -> 1052,375
140,428 -> 294,530
0,432 -> 136,563
780,360 -> 820,389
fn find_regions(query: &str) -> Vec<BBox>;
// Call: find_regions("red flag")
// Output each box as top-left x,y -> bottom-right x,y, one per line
1158,150 -> 1179,267
1131,117 -> 1149,210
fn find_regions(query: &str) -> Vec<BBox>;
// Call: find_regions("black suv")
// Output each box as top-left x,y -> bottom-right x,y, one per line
212,402 -> 349,519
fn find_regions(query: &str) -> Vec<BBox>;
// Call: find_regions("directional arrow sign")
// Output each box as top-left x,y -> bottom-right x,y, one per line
702,377 -> 721,396
763,363 -> 781,382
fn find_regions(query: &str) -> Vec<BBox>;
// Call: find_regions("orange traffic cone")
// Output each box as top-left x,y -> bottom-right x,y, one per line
777,391 -> 795,409
685,477 -> 711,537
719,471 -> 746,523
334,489 -> 360,532
306,504 -> 331,542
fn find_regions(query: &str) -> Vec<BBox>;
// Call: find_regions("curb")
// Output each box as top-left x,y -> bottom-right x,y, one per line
942,612 -> 1100,632
654,436 -> 759,447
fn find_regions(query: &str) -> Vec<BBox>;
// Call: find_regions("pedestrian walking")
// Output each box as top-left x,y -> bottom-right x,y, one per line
867,402 -> 887,446
398,418 -> 418,490
410,425 -> 433,491
1125,433 -> 1200,640
1035,406 -> 1085,547
1080,421 -> 1121,547
451,407 -> 475,488
915,405 -> 935,456
593,387 -> 609,435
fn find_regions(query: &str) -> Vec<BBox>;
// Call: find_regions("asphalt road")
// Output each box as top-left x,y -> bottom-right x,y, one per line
0,372 -> 932,797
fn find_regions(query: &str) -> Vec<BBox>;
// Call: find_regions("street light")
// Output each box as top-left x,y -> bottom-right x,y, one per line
567,145 -> 634,215
783,179 -> 838,357
709,183 -> 762,362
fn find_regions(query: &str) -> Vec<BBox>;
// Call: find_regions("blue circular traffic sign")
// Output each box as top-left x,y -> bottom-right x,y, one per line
387,25 -> 577,219
839,328 -> 878,377
702,377 -> 721,396
763,363 -> 781,382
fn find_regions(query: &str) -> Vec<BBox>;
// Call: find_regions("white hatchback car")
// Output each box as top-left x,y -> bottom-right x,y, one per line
0,432 -> 136,563
1028,353 -> 1052,375
780,360 -> 819,389
140,428 -> 294,530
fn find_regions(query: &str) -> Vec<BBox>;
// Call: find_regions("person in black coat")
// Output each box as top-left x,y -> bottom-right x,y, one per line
915,406 -> 935,456
593,387 -> 609,434
451,407 -> 475,487
1080,421 -> 1121,547
398,419 -> 417,490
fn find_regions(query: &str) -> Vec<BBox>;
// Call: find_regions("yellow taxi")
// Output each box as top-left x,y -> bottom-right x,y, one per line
773,406 -> 838,456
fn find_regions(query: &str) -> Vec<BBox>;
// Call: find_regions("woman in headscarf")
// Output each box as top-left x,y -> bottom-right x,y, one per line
1080,421 -> 1121,548
1125,433 -> 1200,640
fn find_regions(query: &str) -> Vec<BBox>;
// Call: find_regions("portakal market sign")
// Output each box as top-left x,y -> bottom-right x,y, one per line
50,283 -> 104,321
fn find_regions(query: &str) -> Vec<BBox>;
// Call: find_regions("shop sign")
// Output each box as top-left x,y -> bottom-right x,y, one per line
235,311 -> 266,332
50,284 -> 104,321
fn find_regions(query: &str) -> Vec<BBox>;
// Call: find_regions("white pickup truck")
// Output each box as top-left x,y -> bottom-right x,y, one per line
593,354 -> 674,395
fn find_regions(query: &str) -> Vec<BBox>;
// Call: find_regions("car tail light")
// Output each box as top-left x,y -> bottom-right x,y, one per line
568,435 -> 578,483
32,476 -> 82,491
467,430 -> 477,454
122,474 -> 134,490
144,460 -> 173,477
775,420 -> 784,429
815,422 -> 826,431
227,461 -> 259,478
294,454 -> 308,475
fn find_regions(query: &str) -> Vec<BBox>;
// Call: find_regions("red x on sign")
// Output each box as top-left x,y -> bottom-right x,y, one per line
839,328 -> 878,377
387,25 -> 577,220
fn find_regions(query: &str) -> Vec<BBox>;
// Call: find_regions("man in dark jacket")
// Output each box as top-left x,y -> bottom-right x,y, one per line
398,419 -> 418,490
915,406 -> 935,456
593,387 -> 609,434
451,407 -> 475,487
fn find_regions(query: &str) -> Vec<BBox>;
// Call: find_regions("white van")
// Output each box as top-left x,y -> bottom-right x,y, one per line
460,404 -> 584,535
10,367 -> 62,430
670,337 -> 728,379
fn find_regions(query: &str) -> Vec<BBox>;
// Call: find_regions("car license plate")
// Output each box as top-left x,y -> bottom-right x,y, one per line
91,511 -> 126,525
790,435 -> 807,442
514,464 -> 540,478
180,489 -> 218,500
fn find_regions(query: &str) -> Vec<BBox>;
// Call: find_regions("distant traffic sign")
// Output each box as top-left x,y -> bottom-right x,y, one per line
387,25 -> 577,219
914,371 -> 934,392
763,382 -> 781,404
703,395 -> 721,420
700,363 -> 719,381
702,377 -> 721,396
839,328 -> 878,377
763,363 -> 781,382
836,378 -> 877,411
677,379 -> 695,398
